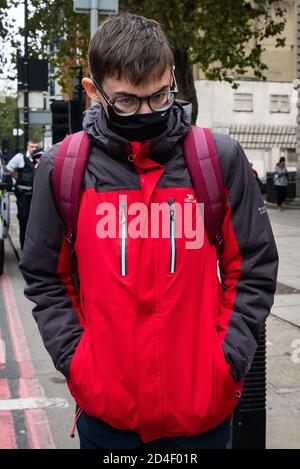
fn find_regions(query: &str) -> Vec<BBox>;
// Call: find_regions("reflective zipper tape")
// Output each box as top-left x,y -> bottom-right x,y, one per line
168,199 -> 176,273
119,201 -> 127,276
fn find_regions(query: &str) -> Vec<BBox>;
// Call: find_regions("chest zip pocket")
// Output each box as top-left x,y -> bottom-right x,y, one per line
168,198 -> 176,273
119,201 -> 128,276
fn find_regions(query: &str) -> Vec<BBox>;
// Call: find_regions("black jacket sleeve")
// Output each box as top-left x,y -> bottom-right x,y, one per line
19,149 -> 84,378
215,134 -> 279,382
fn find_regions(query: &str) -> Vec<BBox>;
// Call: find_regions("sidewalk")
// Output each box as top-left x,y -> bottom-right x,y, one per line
267,207 -> 300,449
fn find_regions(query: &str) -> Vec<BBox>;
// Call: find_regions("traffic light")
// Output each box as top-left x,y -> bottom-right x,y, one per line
69,100 -> 83,135
51,100 -> 70,144
17,58 -> 49,92
51,100 -> 83,144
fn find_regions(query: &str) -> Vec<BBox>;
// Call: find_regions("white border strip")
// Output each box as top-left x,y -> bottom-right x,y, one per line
0,397 -> 69,412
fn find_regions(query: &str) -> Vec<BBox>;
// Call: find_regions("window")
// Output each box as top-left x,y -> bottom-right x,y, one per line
287,148 -> 296,163
270,95 -> 290,113
233,93 -> 253,112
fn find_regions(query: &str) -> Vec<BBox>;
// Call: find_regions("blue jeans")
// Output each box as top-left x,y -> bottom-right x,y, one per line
76,410 -> 231,449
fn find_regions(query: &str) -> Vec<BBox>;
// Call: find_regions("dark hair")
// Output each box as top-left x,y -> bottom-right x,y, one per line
88,12 -> 174,86
278,157 -> 286,164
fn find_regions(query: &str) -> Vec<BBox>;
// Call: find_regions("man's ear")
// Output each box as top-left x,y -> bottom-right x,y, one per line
82,78 -> 101,101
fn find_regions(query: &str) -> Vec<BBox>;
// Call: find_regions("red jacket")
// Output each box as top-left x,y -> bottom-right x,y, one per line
20,102 -> 278,443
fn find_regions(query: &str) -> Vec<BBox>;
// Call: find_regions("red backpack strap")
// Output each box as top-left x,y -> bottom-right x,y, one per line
183,126 -> 225,253
53,131 -> 91,251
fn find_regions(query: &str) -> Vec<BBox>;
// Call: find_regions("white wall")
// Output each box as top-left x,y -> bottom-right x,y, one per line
195,80 -> 298,128
244,149 -> 265,176
195,80 -> 297,177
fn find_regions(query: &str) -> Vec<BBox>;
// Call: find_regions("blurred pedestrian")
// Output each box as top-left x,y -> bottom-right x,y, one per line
6,140 -> 40,249
274,157 -> 288,211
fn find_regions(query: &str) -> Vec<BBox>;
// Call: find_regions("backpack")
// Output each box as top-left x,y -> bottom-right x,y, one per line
52,126 -> 225,260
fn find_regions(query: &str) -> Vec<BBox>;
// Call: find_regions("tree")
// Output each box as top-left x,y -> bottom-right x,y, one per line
0,1 -> 287,122
121,0 -> 287,121
0,96 -> 43,154
0,96 -> 18,151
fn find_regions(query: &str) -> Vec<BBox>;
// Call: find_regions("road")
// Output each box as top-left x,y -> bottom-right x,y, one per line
0,199 -> 78,449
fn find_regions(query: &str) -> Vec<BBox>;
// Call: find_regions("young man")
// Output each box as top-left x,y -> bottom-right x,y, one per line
19,12 -> 278,449
6,139 -> 40,249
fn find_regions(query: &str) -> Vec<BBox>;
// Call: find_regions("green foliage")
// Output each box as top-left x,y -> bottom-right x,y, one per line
0,0 -> 90,92
0,96 -> 18,149
0,0 -> 288,121
28,124 -> 43,143
26,0 -> 90,91
0,96 -> 43,151
1,1 -> 287,87
120,0 -> 287,84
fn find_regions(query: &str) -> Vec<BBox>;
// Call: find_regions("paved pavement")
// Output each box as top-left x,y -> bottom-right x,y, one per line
0,198 -> 77,449
0,197 -> 299,449
266,208 -> 300,449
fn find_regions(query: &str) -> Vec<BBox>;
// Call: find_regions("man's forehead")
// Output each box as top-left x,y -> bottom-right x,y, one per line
103,69 -> 172,95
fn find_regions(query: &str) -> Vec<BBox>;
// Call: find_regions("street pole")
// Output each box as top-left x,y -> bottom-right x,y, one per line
79,65 -> 83,110
90,0 -> 98,37
16,108 -> 20,153
73,0 -> 119,106
90,0 -> 98,106
23,0 -> 29,154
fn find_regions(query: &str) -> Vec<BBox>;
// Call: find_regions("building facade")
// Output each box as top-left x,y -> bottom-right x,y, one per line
196,80 -> 297,177
194,0 -> 298,181
296,0 -> 300,194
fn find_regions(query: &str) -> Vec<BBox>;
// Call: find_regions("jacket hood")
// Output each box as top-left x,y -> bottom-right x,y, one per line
82,100 -> 192,159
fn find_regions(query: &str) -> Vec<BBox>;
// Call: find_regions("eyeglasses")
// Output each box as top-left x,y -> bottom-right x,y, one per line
91,69 -> 178,116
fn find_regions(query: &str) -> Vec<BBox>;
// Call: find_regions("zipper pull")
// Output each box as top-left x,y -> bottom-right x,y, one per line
119,201 -> 127,224
168,198 -> 176,220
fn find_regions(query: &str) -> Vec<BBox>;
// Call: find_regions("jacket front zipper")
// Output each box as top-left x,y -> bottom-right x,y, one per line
119,201 -> 127,276
168,199 -> 176,273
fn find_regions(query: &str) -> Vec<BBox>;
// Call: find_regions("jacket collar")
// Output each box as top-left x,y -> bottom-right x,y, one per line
82,100 -> 192,163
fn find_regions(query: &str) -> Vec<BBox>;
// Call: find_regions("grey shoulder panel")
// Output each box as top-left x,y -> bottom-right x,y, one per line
43,143 -> 61,169
212,132 -> 239,188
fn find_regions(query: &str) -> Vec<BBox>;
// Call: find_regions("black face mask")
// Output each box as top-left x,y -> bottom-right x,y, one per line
107,106 -> 171,142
